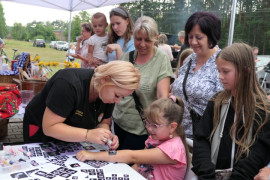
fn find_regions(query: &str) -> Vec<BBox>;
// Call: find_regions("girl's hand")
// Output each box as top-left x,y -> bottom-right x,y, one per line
109,134 -> 119,150
76,150 -> 93,162
87,128 -> 112,145
105,44 -> 121,53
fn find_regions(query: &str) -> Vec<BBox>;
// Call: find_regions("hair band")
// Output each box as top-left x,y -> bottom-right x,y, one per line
169,95 -> 177,103
111,7 -> 128,17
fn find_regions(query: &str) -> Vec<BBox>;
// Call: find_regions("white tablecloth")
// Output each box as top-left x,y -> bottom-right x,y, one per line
0,142 -> 146,180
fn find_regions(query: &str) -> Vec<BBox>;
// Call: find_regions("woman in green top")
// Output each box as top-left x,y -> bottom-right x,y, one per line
113,16 -> 174,150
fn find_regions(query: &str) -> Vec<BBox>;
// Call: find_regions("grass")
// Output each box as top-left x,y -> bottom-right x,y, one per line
1,39 -> 78,63
1,39 -> 81,79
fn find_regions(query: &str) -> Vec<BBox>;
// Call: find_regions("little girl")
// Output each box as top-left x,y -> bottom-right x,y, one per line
77,97 -> 190,180
192,43 -> 270,179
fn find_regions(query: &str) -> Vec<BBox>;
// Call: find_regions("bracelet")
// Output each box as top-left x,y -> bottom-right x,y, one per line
85,129 -> 89,143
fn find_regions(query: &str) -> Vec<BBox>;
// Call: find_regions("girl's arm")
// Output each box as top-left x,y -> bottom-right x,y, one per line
156,77 -> 171,98
106,44 -> 123,60
42,107 -> 113,145
76,147 -> 178,165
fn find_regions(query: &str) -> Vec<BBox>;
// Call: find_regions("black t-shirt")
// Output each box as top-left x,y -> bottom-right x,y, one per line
24,68 -> 114,142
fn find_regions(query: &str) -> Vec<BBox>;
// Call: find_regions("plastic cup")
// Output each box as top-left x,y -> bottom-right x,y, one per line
20,90 -> 34,104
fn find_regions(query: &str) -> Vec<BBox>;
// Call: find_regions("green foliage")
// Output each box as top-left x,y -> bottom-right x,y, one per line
11,23 -> 28,41
0,3 -> 8,38
122,0 -> 270,54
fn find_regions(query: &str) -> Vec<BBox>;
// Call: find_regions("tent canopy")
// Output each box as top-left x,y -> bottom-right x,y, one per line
1,0 -> 236,45
0,0 -> 136,12
0,0 -> 138,52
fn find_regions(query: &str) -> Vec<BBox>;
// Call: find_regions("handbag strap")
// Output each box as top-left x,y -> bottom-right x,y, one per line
211,98 -> 253,168
182,59 -> 192,102
211,98 -> 231,165
129,51 -> 144,120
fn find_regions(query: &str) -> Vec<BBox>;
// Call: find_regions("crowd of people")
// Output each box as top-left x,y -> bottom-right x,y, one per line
7,6 -> 268,180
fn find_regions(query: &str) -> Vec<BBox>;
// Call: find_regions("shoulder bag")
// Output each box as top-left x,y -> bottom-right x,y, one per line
182,59 -> 202,132
129,51 -> 145,121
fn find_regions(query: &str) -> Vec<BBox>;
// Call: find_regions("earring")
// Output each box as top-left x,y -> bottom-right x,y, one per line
169,134 -> 173,139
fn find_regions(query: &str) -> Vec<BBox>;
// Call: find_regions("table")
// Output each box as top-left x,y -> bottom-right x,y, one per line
0,142 -> 146,180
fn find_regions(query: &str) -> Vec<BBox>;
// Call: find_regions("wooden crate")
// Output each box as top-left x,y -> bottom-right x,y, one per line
0,75 -> 19,83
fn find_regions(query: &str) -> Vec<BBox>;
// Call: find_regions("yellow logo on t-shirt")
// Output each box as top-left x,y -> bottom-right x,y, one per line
75,110 -> 83,117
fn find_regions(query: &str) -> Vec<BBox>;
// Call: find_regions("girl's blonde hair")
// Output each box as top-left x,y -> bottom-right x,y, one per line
212,43 -> 270,161
144,97 -> 190,169
133,16 -> 158,43
94,61 -> 140,91
108,7 -> 134,49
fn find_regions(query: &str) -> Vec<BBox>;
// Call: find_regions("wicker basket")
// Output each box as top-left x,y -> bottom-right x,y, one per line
0,75 -> 19,83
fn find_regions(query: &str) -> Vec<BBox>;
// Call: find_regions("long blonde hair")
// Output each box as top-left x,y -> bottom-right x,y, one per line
212,43 -> 270,161
94,61 -> 140,91
144,97 -> 190,169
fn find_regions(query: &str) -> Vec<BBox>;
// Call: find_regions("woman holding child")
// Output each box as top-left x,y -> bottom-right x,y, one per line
113,16 -> 174,150
106,7 -> 135,62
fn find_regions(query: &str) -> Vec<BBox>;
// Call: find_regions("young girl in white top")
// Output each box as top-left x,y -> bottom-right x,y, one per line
76,96 -> 190,180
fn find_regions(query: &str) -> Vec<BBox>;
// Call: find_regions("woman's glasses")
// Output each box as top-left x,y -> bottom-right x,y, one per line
143,120 -> 168,130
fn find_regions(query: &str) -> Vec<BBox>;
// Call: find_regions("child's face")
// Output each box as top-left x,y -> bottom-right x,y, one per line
216,57 -> 238,96
92,17 -> 108,36
144,116 -> 172,141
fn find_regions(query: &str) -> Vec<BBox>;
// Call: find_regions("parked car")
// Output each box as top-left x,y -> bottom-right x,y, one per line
33,39 -> 46,48
49,41 -> 56,48
55,41 -> 68,51
62,43 -> 69,51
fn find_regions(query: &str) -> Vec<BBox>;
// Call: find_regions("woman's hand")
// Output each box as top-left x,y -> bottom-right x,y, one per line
87,128 -> 113,145
254,166 -> 270,180
109,134 -> 119,150
76,150 -> 93,162
77,36 -> 84,43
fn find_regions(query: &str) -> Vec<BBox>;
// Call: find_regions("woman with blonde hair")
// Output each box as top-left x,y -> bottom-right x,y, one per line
113,16 -> 174,150
23,61 -> 141,149
106,7 -> 135,62
157,33 -> 174,61
192,43 -> 270,179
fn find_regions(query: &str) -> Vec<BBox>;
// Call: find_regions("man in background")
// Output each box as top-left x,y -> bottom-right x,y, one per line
171,31 -> 189,69
253,46 -> 260,62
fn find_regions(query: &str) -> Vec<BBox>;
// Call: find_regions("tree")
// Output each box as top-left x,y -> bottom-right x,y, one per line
0,3 -> 8,38
11,23 -> 27,41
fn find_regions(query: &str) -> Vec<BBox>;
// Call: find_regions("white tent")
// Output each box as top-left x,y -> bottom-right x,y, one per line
1,0 -> 237,46
0,0 -> 138,47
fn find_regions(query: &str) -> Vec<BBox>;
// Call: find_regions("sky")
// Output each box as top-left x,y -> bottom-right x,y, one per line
1,1 -> 115,26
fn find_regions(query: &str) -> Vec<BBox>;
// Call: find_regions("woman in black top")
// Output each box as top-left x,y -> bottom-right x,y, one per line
23,61 -> 140,150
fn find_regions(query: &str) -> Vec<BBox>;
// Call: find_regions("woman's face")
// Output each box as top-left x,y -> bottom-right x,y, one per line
99,85 -> 133,104
134,30 -> 155,56
81,27 -> 92,39
188,24 -> 209,55
110,15 -> 129,38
